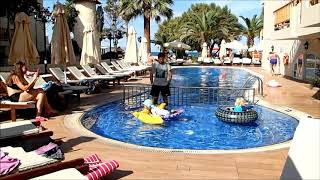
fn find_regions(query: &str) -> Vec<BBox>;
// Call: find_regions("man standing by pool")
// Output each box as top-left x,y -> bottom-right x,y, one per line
150,52 -> 172,106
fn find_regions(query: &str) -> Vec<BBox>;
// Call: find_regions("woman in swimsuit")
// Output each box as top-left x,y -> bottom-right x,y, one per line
297,53 -> 304,77
6,62 -> 57,120
269,52 -> 278,75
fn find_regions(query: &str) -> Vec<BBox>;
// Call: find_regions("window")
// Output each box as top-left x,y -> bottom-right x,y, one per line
274,3 -> 291,31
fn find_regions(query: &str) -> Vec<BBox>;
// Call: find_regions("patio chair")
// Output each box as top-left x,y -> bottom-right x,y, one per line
81,65 -> 117,85
101,62 -> 133,76
95,64 -> 129,83
242,58 -> 252,65
280,118 -> 320,180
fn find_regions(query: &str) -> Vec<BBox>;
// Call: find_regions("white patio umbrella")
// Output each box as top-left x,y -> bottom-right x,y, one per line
225,40 -> 247,50
51,3 -> 76,83
138,37 -> 148,64
219,39 -> 227,59
124,26 -> 138,64
201,42 -> 208,58
80,24 -> 101,65
164,40 -> 191,50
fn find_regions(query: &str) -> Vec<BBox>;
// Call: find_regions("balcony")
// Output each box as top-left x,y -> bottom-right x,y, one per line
273,2 -> 291,31
300,2 -> 320,28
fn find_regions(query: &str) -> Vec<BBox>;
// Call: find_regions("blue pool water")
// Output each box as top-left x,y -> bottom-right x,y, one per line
81,67 -> 299,150
171,68 -> 251,87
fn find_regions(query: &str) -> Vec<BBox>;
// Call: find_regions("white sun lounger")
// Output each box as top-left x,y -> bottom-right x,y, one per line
49,67 -> 81,84
203,57 -> 213,64
95,64 -> 129,81
242,58 -> 252,65
213,58 -> 222,65
232,57 -> 242,65
110,61 -> 135,74
100,62 -> 133,76
118,60 -> 147,71
0,146 -> 58,171
0,120 -> 39,139
67,66 -> 104,82
81,65 -> 116,81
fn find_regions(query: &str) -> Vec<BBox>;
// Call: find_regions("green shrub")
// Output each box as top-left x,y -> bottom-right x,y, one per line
310,77 -> 320,88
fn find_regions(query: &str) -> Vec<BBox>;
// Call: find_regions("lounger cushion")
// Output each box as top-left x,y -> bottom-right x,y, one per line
0,121 -> 39,139
0,146 -> 58,171
31,168 -> 87,180
85,160 -> 119,180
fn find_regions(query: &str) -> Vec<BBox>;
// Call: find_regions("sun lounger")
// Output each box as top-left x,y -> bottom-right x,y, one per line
232,57 -> 242,65
117,60 -> 146,72
0,100 -> 35,122
242,58 -> 252,65
252,59 -> 261,66
197,57 -> 204,63
110,61 -> 135,74
81,65 -> 117,85
0,146 -> 59,172
203,57 -> 212,64
101,62 -> 133,76
1,157 -> 84,180
0,120 -> 55,150
0,120 -> 39,139
223,57 -> 231,65
67,66 -> 103,82
213,58 -> 222,65
95,64 -> 129,83
49,67 -> 81,84
280,118 -> 320,180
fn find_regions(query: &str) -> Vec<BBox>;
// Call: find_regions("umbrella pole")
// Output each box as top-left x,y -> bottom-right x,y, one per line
64,66 -> 67,84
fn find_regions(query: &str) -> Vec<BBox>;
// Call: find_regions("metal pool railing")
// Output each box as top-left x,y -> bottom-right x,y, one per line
123,85 -> 256,109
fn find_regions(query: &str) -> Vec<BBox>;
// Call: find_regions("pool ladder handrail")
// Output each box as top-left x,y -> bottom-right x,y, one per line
242,75 -> 263,96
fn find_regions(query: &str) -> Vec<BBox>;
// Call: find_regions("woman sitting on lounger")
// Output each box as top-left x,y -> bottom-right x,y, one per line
6,61 -> 57,120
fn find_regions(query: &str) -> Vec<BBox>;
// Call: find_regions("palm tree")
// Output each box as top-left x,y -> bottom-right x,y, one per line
119,0 -> 173,53
118,0 -> 139,38
239,15 -> 263,47
180,11 -> 216,48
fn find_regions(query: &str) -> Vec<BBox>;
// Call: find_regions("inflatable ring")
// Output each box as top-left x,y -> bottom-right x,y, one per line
215,107 -> 258,124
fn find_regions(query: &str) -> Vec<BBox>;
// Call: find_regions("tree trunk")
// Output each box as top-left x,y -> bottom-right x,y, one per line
143,4 -> 151,53
125,20 -> 129,39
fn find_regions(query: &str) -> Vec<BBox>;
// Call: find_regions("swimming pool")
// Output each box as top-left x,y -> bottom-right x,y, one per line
81,67 -> 299,150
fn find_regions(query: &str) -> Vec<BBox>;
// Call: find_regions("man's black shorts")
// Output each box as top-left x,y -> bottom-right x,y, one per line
150,85 -> 171,97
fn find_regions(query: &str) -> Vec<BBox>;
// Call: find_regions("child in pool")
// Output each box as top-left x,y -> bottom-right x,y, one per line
142,99 -> 183,119
234,97 -> 253,112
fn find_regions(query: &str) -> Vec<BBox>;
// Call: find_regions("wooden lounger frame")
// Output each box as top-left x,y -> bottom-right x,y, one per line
0,158 -> 88,180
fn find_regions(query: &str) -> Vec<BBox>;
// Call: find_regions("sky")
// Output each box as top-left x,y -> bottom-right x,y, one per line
44,0 -> 263,52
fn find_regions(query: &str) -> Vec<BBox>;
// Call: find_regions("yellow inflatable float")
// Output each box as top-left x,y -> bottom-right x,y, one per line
132,107 -> 164,125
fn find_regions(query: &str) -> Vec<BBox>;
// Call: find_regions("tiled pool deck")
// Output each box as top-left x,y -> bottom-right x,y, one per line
42,66 -> 319,179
